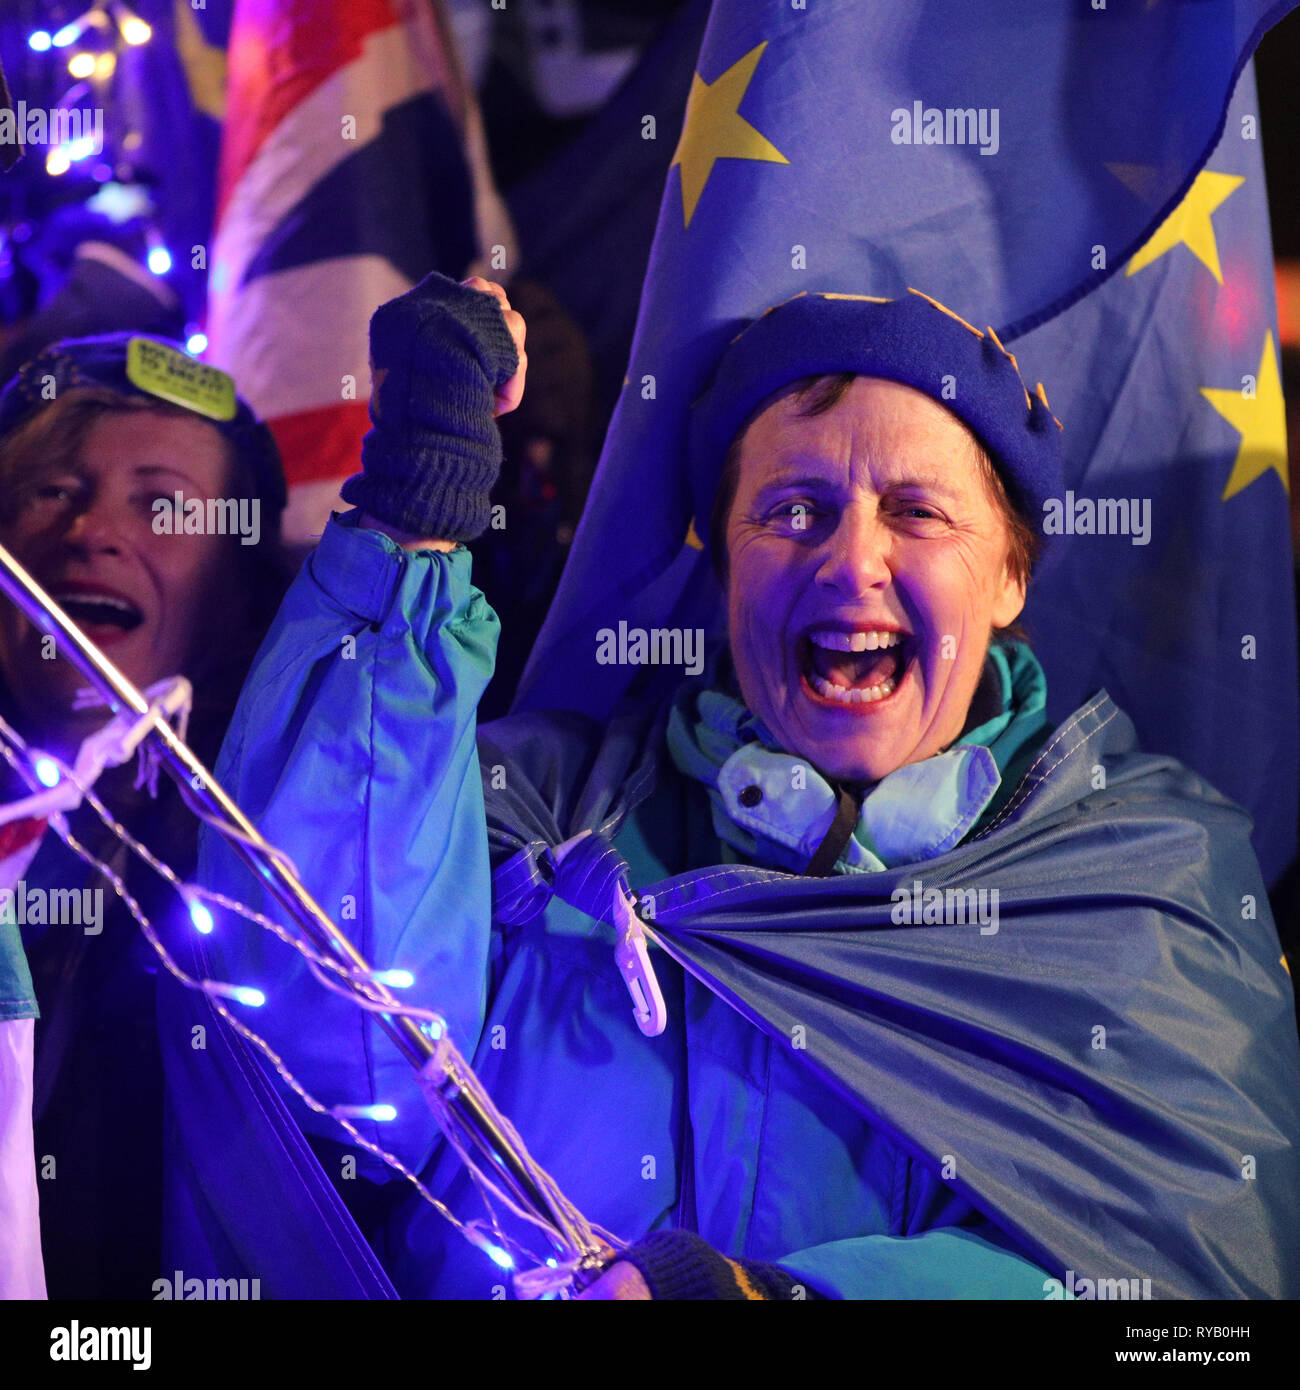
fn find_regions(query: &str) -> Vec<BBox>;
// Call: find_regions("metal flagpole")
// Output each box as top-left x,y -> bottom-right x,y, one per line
0,535 -> 606,1279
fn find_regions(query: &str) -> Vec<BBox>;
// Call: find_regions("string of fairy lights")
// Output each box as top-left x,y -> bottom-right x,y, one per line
0,686 -> 618,1296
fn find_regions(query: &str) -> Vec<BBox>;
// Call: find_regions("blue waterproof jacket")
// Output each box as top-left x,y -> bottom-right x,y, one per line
172,511 -> 1300,1300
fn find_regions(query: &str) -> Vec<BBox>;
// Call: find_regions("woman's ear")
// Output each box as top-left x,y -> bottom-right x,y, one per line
991,548 -> 1028,630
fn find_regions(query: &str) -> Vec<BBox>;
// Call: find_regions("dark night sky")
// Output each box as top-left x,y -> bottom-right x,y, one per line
1255,5 -> 1299,259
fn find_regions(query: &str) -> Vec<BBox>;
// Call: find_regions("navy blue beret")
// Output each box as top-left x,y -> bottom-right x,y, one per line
688,289 -> 1063,547
0,332 -> 287,519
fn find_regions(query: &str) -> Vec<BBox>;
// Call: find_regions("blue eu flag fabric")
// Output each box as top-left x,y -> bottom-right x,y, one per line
1018,70 -> 1295,885
516,0 -> 1299,885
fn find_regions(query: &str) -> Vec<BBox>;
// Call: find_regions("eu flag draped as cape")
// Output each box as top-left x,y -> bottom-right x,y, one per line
516,0 -> 1299,886
477,679 -> 1300,1299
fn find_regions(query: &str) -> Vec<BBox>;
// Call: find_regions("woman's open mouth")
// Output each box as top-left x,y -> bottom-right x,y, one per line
797,627 -> 913,708
49,585 -> 145,648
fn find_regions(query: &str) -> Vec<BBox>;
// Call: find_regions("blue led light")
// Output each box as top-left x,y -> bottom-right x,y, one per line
231,985 -> 266,1008
374,968 -> 414,988
185,332 -> 208,356
189,898 -> 214,935
333,1101 -> 399,1122
147,245 -> 172,275
52,24 -> 80,47
33,756 -> 61,788
29,31 -> 53,51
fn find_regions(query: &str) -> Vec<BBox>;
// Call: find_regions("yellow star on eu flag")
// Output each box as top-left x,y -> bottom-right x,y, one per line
1200,331 -> 1289,500
671,41 -> 789,229
1126,169 -> 1244,284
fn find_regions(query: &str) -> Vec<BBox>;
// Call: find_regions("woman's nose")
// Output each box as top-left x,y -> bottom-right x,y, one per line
816,506 -> 892,596
62,493 -> 125,555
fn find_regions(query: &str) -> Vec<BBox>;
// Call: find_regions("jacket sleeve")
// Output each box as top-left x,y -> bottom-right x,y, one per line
776,1222 -> 1053,1299
196,508 -> 498,1180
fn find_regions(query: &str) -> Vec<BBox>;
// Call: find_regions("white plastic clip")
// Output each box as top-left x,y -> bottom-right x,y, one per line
610,885 -> 667,1038
550,830 -> 667,1038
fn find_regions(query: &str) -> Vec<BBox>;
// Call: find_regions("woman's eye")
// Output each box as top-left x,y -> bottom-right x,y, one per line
26,480 -> 84,512
895,500 -> 945,523
769,501 -> 822,529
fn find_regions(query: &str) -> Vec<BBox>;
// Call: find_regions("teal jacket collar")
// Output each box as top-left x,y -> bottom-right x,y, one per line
665,641 -> 1051,874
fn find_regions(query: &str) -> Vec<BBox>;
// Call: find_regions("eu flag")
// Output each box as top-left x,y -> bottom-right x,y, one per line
518,0 -> 1298,885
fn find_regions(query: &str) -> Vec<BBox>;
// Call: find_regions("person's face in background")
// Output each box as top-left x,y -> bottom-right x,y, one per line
0,402 -> 235,752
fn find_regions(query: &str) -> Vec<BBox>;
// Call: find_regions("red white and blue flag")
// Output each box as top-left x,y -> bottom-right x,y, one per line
206,0 -> 514,542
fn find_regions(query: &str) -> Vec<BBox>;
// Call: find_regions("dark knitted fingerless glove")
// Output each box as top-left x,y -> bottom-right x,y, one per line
618,1229 -> 816,1300
340,270 -> 519,542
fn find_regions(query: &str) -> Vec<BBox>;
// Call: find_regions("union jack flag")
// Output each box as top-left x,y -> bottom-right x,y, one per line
206,0 -> 514,542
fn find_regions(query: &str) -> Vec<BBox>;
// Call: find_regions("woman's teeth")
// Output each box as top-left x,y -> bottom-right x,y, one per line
808,629 -> 902,653
804,628 -> 906,702
808,670 -> 897,703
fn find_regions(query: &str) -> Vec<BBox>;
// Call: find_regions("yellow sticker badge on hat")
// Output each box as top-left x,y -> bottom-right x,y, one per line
125,338 -> 237,422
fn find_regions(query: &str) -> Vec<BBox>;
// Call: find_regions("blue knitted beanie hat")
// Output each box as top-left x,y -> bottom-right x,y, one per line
688,288 -> 1063,548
